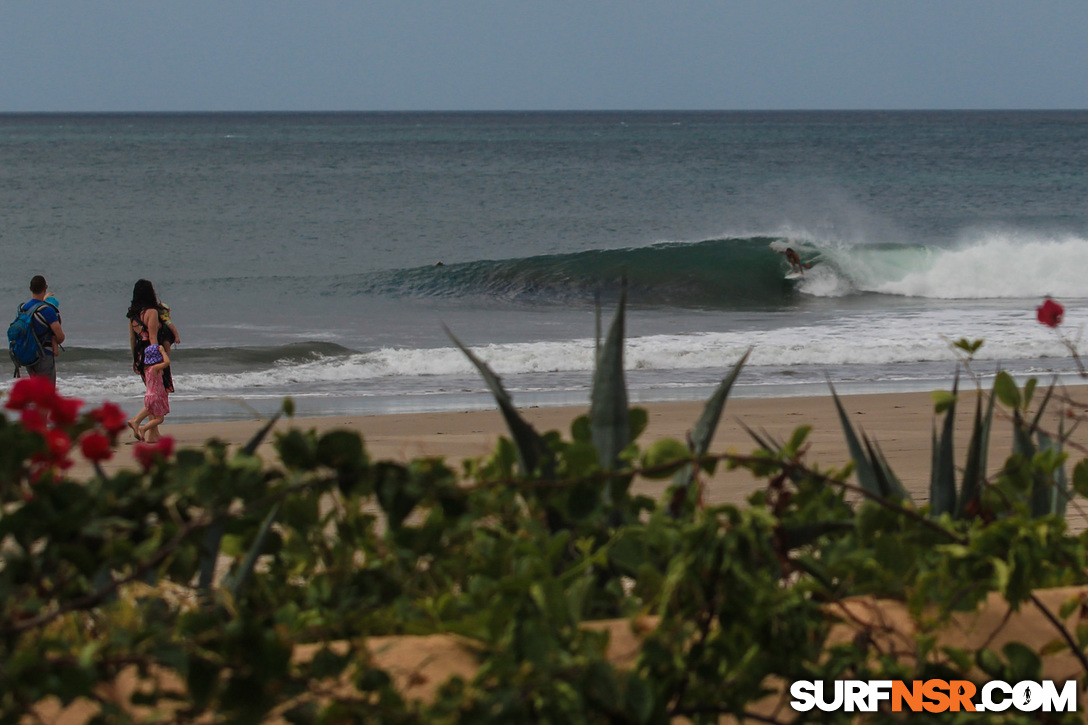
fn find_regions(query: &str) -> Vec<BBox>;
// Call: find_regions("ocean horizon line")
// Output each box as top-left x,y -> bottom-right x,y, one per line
3,108 -> 1087,117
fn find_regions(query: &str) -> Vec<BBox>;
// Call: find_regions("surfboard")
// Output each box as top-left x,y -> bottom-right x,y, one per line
785,271 -> 804,281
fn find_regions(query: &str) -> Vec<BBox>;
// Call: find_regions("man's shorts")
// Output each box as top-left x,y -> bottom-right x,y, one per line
27,353 -> 56,385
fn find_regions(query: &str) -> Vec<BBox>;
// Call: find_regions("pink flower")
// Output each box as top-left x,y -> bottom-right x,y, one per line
1037,298 -> 1064,328
79,430 -> 113,463
133,436 -> 176,472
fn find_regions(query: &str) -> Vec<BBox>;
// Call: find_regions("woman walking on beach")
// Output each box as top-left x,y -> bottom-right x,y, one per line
126,279 -> 178,389
126,280 -> 179,436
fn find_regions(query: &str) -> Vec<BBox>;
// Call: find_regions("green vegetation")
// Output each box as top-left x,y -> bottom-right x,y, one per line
2,299 -> 1088,723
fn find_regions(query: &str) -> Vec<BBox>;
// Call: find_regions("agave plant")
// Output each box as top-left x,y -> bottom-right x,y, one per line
996,372 -> 1070,518
834,369 -> 1072,520
450,282 -> 751,523
828,380 -> 911,503
445,325 -> 556,481
665,348 -> 750,518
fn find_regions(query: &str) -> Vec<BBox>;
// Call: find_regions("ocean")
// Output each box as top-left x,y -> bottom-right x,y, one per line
1,111 -> 1086,423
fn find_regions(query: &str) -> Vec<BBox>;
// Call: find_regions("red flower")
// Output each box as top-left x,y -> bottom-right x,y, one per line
89,402 -> 128,436
133,444 -> 156,471
133,436 -> 176,472
43,428 -> 71,459
28,452 -> 73,482
19,408 -> 48,435
5,376 -> 57,411
26,427 -> 75,479
1037,298 -> 1064,328
48,395 -> 83,427
5,378 -> 83,432
79,430 -> 113,462
156,436 -> 176,459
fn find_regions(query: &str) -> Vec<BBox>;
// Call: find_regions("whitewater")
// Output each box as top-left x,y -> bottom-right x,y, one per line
794,233 -> 1088,300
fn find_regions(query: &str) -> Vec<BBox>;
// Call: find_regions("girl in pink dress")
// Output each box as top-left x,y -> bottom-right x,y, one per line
136,344 -> 171,442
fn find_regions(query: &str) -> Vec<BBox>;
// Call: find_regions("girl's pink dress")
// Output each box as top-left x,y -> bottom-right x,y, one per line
144,369 -> 170,416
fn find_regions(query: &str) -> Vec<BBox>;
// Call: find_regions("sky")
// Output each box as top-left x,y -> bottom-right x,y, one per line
3,1 -> 1087,112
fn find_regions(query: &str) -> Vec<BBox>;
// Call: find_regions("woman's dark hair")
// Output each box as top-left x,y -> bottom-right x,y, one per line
127,279 -> 161,321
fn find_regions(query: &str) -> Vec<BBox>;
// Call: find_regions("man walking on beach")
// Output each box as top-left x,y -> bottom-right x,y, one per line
16,275 -> 65,383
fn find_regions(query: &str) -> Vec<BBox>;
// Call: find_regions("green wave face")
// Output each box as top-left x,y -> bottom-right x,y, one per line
359,237 -> 809,309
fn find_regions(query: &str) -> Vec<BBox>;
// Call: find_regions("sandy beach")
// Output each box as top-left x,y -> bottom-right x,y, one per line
90,385 -> 1088,516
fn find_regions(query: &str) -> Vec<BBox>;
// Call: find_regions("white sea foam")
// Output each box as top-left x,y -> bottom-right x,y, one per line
32,306 -> 1073,405
804,232 -> 1088,300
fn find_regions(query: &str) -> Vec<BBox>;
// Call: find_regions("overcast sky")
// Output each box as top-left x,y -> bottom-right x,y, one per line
3,1 -> 1087,112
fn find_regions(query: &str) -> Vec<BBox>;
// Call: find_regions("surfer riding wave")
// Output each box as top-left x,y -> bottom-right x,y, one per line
782,247 -> 815,275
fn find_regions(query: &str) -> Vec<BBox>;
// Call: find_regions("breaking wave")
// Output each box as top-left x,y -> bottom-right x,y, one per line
343,231 -> 1088,308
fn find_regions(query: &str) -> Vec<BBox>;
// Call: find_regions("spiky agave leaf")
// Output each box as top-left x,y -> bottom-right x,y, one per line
1005,405 -> 1060,518
1029,378 -> 1055,431
957,387 -> 995,519
864,434 -> 908,503
1011,410 -> 1036,460
1054,414 -> 1070,518
241,410 -> 283,457
829,382 -> 910,502
691,348 -> 752,460
1036,429 -> 1069,518
1007,406 -> 1046,517
1030,380 -> 1068,517
671,348 -> 751,494
590,283 -> 629,471
929,375 -> 958,518
446,326 -> 555,479
1029,432 -> 1054,518
740,421 -> 780,452
227,502 -> 281,600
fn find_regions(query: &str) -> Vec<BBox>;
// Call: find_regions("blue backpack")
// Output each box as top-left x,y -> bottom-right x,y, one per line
7,300 -> 55,377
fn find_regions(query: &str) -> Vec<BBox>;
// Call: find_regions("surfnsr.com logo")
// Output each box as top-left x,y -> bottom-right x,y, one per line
790,679 -> 1077,713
